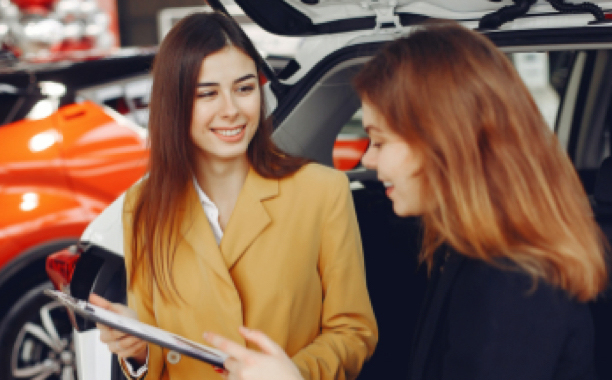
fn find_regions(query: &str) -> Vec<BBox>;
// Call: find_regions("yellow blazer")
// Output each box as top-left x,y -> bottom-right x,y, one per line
121,163 -> 378,380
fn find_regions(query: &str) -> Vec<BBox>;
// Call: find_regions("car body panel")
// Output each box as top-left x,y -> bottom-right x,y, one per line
0,100 -> 147,286
275,14 -> 612,87
0,96 -> 148,379
73,329 -> 113,380
80,193 -> 126,257
1,108 -> 77,268
0,189 -> 86,265
234,0 -> 612,36
57,102 -> 148,204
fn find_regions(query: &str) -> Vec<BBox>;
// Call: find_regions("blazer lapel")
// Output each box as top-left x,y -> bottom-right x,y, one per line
181,183 -> 235,289
220,168 -> 278,269
410,249 -> 465,380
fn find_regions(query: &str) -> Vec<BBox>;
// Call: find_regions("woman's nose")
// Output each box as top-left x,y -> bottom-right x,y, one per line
220,93 -> 239,118
361,146 -> 376,170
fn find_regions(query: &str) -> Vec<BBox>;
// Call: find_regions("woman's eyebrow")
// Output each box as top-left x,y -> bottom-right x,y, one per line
197,74 -> 257,88
234,74 -> 257,84
364,125 -> 379,134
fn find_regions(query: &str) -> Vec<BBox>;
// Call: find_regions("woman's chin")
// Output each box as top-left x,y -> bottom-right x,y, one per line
392,202 -> 422,218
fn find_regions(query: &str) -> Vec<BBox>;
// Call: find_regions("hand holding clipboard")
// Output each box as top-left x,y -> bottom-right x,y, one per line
203,327 -> 303,380
88,294 -> 148,365
44,289 -> 228,368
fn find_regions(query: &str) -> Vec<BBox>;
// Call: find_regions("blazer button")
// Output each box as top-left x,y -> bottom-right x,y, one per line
167,350 -> 181,364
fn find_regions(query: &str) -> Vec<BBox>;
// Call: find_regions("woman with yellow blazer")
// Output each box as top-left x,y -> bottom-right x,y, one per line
88,11 -> 377,380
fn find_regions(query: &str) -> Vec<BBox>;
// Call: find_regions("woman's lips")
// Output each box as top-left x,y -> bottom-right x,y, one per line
211,125 -> 246,142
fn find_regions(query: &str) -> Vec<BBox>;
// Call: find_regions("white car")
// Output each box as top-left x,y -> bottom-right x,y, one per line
43,1 -> 612,379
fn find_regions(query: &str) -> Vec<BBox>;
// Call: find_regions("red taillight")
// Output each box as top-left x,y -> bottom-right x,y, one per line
46,245 -> 81,292
333,137 -> 370,171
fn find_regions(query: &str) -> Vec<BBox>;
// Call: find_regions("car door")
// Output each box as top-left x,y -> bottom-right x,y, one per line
553,47 -> 612,380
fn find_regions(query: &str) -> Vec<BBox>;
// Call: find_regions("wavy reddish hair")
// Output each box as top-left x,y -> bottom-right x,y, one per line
353,21 -> 607,301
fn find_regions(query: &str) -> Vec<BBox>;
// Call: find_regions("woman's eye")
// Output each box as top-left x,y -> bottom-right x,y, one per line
197,91 -> 216,98
370,140 -> 383,148
237,85 -> 255,94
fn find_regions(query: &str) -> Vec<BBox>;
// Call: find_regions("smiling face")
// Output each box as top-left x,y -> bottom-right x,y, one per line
361,100 -> 425,217
190,46 -> 260,165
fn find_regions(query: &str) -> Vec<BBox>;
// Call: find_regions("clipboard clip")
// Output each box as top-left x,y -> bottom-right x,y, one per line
44,288 -> 82,332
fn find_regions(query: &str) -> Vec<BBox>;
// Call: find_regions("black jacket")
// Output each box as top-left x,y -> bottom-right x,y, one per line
409,249 -> 596,380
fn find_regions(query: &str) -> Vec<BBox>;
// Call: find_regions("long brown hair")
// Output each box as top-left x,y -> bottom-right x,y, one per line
354,21 -> 608,301
131,12 -> 307,300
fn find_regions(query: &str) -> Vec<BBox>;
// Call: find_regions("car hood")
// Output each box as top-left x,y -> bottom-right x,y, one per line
232,0 -> 612,35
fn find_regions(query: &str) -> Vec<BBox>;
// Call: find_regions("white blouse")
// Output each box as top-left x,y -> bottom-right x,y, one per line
192,177 -> 224,245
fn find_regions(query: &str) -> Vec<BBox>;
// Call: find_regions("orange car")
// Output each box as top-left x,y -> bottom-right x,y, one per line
0,101 -> 149,380
0,53 -> 152,380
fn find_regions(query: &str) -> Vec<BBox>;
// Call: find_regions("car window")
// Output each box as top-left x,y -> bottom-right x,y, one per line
566,50 -> 612,171
557,49 -> 612,194
511,52 -> 575,130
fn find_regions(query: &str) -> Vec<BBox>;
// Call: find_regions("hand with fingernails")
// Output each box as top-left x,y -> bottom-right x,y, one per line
204,326 -> 304,380
89,293 -> 148,365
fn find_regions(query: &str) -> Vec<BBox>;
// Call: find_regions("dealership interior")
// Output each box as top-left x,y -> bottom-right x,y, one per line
2,1 -> 612,380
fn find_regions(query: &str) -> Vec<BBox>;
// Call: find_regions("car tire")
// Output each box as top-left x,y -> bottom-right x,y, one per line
0,281 -> 77,380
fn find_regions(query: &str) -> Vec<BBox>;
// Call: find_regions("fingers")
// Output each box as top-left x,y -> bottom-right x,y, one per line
98,323 -> 130,342
115,339 -> 148,359
101,333 -> 147,358
204,328 -> 283,359
99,327 -> 144,347
88,295 -> 146,361
89,293 -> 112,309
222,357 -> 239,376
97,321 -> 146,359
203,332 -> 252,362
212,365 -> 228,376
110,303 -> 138,318
96,320 -> 136,346
238,326 -> 283,356
205,330 -> 301,380
89,293 -> 137,318
116,335 -> 144,351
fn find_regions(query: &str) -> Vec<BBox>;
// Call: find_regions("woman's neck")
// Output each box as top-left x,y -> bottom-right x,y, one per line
193,155 -> 250,230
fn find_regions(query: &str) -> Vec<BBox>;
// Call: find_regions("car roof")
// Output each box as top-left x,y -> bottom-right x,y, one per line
231,0 -> 612,36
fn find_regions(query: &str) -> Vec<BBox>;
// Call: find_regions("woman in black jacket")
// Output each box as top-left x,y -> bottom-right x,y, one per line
204,21 -> 608,380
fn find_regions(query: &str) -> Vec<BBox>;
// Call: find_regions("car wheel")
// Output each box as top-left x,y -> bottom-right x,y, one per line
0,282 -> 77,380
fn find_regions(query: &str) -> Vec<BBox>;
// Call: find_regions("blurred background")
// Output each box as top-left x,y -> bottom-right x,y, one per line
0,0 -> 303,63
